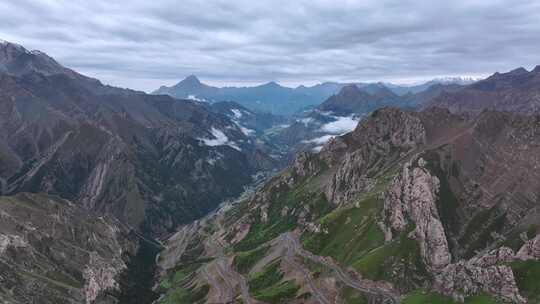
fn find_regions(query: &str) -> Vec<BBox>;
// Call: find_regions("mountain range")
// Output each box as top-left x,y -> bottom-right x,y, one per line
154,67 -> 540,303
269,81 -> 465,156
0,40 -> 287,303
428,67 -> 540,114
1,39 -> 539,304
153,75 -> 477,115
155,106 -> 540,304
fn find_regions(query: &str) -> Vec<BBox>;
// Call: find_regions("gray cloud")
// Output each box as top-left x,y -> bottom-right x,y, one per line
1,0 -> 540,91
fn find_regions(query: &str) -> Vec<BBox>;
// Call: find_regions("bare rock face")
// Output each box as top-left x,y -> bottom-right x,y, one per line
435,261 -> 525,303
0,193 -> 135,304
0,234 -> 28,254
468,247 -> 515,267
434,245 -> 527,304
319,136 -> 348,165
516,234 -> 540,259
325,108 -> 426,205
382,157 -> 451,270
292,151 -> 322,178
84,252 -> 126,304
325,151 -> 376,205
381,155 -> 530,303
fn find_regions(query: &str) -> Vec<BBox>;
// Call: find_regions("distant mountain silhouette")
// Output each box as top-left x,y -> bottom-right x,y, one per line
153,75 -> 478,115
428,66 -> 540,114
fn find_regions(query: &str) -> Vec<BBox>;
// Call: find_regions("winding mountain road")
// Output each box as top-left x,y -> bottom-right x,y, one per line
282,234 -> 332,304
281,232 -> 400,304
158,222 -> 198,272
199,209 -> 254,304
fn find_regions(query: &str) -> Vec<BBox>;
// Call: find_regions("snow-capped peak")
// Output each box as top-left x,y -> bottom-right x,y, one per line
431,76 -> 480,85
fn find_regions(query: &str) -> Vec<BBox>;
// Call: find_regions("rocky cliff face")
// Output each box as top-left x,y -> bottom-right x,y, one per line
378,108 -> 540,302
0,193 -> 135,304
324,108 -> 426,205
382,157 -> 451,270
382,155 -> 538,303
434,248 -> 525,303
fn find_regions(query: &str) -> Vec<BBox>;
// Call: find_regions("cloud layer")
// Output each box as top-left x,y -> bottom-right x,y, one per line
320,115 -> 360,134
2,0 -> 540,91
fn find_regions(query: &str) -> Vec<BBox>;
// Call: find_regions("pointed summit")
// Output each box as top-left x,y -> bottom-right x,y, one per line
167,74 -> 206,91
338,84 -> 363,96
259,81 -> 282,89
153,74 -> 218,98
180,75 -> 201,86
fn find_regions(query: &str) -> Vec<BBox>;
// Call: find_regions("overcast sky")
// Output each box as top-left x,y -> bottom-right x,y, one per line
2,0 -> 540,92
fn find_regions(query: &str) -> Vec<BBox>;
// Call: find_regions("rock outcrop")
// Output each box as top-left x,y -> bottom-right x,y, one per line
434,246 -> 526,303
435,260 -> 525,303
383,157 -> 451,270
516,234 -> 540,260
383,155 -> 533,303
84,252 -> 127,304
0,193 -> 135,304
324,108 -> 426,205
292,151 -> 323,178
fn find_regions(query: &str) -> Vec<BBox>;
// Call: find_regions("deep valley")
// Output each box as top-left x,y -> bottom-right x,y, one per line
1,30 -> 540,304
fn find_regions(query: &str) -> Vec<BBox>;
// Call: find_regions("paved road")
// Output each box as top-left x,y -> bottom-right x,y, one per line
200,211 -> 253,304
158,222 -> 197,271
281,232 -> 400,304
282,234 -> 332,304
201,265 -> 228,303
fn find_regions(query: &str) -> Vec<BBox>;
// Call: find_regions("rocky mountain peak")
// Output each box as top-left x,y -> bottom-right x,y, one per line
0,39 -> 27,50
0,39 -> 77,78
370,85 -> 398,99
337,83 -> 362,96
507,67 -> 528,75
0,40 -> 30,61
177,74 -> 202,87
260,81 -> 283,89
